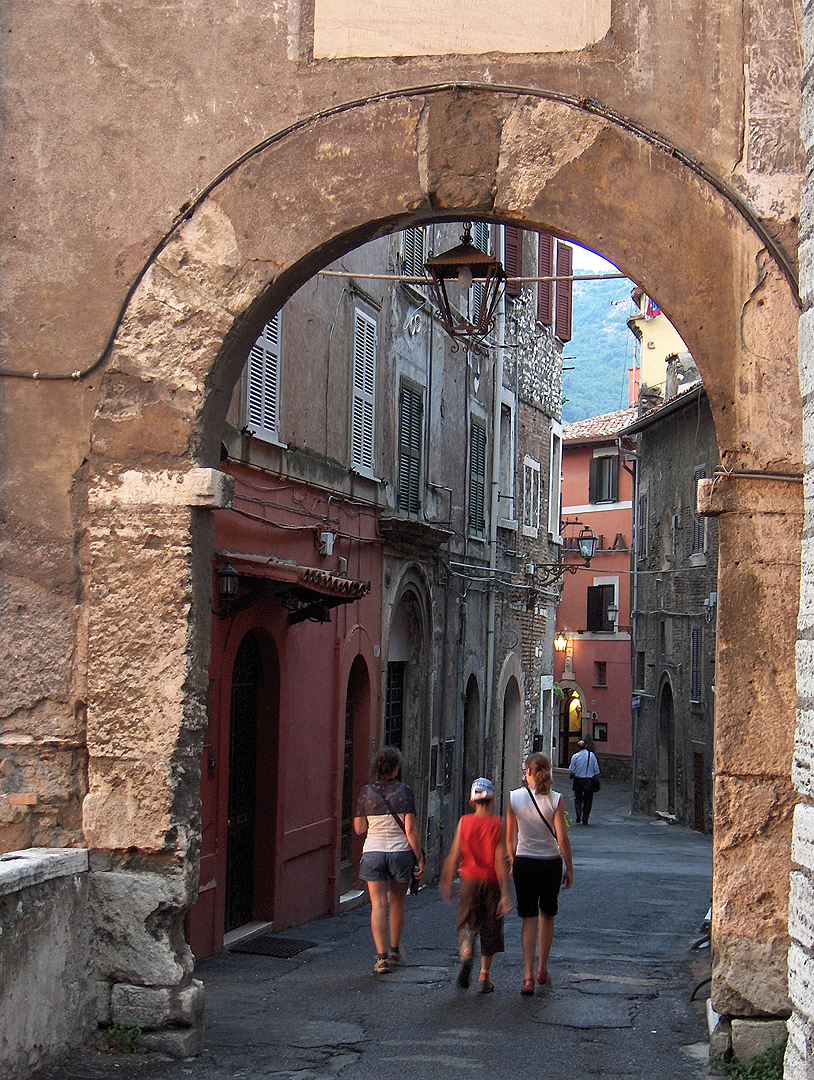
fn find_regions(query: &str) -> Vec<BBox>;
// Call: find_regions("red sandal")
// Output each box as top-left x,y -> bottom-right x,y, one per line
521,977 -> 535,996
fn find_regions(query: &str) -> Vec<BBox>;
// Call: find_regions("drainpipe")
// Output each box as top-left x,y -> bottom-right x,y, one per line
483,252 -> 506,782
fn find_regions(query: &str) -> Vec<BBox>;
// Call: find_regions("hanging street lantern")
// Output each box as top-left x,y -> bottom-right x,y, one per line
425,223 -> 506,347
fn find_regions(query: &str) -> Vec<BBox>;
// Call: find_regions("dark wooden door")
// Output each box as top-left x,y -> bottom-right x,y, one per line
225,633 -> 263,933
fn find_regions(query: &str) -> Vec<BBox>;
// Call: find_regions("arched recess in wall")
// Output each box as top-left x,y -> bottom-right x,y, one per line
462,673 -> 481,814
385,567 -> 433,821
340,653 -> 371,894
657,676 -> 677,818
79,88 -> 802,1017
497,652 -> 524,809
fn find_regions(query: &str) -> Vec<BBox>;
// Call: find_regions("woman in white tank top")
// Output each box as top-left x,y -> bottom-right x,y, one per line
506,752 -> 573,995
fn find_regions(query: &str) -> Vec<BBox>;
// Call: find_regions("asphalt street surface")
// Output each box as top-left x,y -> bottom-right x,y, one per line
36,774 -> 713,1079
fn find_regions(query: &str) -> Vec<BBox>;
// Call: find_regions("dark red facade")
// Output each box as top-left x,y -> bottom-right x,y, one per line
186,461 -> 382,959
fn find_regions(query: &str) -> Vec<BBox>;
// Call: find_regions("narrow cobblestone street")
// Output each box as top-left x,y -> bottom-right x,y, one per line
37,777 -> 713,1079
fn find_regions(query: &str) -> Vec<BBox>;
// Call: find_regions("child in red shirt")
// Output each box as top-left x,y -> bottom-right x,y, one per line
439,777 -> 512,993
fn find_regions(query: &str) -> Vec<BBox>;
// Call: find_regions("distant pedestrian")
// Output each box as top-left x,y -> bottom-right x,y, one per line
354,746 -> 424,974
506,753 -> 573,995
439,777 -> 512,994
569,739 -> 601,825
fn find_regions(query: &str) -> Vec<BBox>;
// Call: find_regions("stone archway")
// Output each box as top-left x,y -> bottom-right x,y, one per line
79,84 -> 801,1026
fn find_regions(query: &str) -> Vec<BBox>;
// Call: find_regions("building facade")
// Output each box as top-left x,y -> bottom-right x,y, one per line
621,386 -> 719,833
554,409 -> 637,778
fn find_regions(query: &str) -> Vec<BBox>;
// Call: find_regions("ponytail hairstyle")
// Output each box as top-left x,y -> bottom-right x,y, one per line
525,752 -> 552,795
374,745 -> 403,781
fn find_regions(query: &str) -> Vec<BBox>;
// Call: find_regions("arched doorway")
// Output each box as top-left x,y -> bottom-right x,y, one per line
462,674 -> 481,813
501,676 -> 523,810
341,655 -> 371,894
225,632 -> 263,932
657,680 -> 677,818
557,688 -> 584,768
386,586 -> 428,795
81,84 -> 802,1025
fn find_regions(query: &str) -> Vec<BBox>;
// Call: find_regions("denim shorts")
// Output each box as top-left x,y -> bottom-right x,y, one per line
359,849 -> 415,884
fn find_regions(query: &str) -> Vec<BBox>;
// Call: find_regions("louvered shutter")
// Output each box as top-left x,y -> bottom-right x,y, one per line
247,312 -> 281,441
691,627 -> 703,700
468,418 -> 487,536
351,309 -> 377,474
402,227 -> 425,278
504,226 -> 522,298
586,586 -> 604,632
588,457 -> 599,504
471,222 -> 490,322
537,233 -> 553,325
398,382 -> 423,514
555,241 -> 573,342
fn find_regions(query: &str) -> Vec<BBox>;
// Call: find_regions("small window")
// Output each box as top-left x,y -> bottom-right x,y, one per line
523,456 -> 541,536
692,465 -> 707,554
548,420 -> 563,540
351,308 -> 377,475
589,454 -> 619,503
594,661 -> 607,687
691,627 -> 703,701
247,311 -> 282,442
468,416 -> 487,538
635,651 -> 646,691
397,381 -> 423,514
637,491 -> 649,560
499,402 -> 514,512
470,222 -> 490,323
587,584 -> 615,632
401,227 -> 426,279
593,722 -> 608,742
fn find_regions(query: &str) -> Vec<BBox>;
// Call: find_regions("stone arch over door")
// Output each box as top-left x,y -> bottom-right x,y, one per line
79,85 -> 801,1021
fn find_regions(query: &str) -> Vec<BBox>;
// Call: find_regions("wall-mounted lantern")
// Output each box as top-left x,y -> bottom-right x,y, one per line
554,632 -> 569,652
425,224 -> 505,347
606,601 -> 619,630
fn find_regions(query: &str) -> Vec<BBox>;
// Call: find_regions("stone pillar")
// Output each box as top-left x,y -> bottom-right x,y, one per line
698,472 -> 802,1019
82,467 -> 232,1056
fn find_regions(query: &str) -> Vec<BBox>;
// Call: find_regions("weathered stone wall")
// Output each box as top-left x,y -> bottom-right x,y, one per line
789,0 -> 814,1069
0,849 -> 94,1079
0,0 -> 806,1052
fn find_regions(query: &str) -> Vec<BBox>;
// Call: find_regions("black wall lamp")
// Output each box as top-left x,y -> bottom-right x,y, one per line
215,562 -> 240,617
425,224 -> 505,347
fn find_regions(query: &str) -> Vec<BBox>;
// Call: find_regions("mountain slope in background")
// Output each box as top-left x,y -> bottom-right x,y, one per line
563,276 -> 635,424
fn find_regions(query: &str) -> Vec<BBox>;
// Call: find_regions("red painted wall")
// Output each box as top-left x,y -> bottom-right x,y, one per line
555,438 -> 633,765
186,462 -> 382,958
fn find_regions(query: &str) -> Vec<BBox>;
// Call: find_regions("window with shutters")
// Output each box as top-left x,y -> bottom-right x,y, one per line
692,465 -> 707,555
555,241 -> 573,343
401,227 -> 426,280
637,490 -> 649,561
691,627 -> 703,702
470,222 -> 490,323
246,311 -> 282,442
397,380 -> 423,515
523,455 -> 541,537
594,661 -> 607,687
587,584 -> 616,633
548,420 -> 563,540
468,415 -> 487,538
351,308 -> 377,476
537,233 -> 553,326
589,453 -> 619,503
498,400 -> 515,518
503,225 -> 523,299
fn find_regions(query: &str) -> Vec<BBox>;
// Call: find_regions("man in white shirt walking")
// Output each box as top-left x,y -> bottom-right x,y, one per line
569,740 -> 600,825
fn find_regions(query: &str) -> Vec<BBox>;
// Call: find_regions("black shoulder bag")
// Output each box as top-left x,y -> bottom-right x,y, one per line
371,783 -> 424,895
522,781 -> 559,842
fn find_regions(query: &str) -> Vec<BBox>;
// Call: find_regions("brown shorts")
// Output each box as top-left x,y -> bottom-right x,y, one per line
456,877 -> 505,956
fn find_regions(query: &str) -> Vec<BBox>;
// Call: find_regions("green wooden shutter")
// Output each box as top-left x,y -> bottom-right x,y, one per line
398,382 -> 423,514
351,309 -> 377,474
468,417 -> 487,536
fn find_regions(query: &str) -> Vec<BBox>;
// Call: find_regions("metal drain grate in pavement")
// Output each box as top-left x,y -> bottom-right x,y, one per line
228,935 -> 317,957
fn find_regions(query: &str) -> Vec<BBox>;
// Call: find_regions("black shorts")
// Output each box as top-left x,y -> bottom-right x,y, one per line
512,856 -> 563,919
